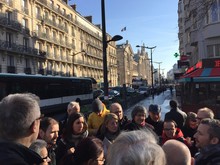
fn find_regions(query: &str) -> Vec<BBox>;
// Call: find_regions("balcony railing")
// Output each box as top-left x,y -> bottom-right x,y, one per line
0,16 -> 22,32
24,67 -> 31,74
7,66 -> 16,73
38,69 -> 45,75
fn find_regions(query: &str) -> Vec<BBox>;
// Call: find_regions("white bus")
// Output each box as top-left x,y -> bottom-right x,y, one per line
0,73 -> 93,115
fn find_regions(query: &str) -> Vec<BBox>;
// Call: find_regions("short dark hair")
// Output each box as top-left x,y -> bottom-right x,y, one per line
40,117 -> 59,132
73,137 -> 104,164
169,100 -> 177,109
164,119 -> 177,128
201,118 -> 220,142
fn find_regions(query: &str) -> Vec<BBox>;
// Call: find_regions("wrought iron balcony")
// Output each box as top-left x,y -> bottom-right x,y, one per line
7,66 -> 16,73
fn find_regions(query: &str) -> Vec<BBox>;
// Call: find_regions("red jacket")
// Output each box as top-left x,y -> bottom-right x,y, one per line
162,128 -> 188,145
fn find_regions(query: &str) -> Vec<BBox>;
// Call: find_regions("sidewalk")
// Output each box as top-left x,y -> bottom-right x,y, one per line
124,89 -> 178,120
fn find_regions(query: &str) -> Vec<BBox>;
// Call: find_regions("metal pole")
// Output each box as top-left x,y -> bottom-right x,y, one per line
159,63 -> 161,87
101,0 -> 108,100
150,49 -> 154,99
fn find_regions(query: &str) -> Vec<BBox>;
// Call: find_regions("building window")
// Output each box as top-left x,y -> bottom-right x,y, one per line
7,56 -> 14,66
49,0 -> 54,7
6,11 -> 12,24
208,0 -> 220,24
207,44 -> 220,57
23,37 -> 29,51
22,18 -> 28,28
6,32 -> 12,48
35,6 -> 40,18
25,58 -> 30,67
62,8 -> 66,15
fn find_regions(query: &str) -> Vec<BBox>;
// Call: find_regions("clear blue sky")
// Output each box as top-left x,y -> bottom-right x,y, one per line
69,0 -> 179,76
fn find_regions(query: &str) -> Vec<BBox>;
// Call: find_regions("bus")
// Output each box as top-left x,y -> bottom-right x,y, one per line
0,73 -> 93,115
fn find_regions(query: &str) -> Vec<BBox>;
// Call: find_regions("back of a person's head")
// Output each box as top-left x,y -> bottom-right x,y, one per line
40,117 -> 59,132
162,139 -> 191,165
92,98 -> 104,113
0,93 -> 40,141
198,107 -> 214,119
73,136 -> 104,165
169,100 -> 177,109
30,139 -> 47,155
67,101 -> 80,113
107,130 -> 166,165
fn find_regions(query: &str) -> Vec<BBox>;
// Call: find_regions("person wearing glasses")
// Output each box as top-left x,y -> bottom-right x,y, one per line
161,119 -> 188,145
0,93 -> 44,164
30,139 -> 51,165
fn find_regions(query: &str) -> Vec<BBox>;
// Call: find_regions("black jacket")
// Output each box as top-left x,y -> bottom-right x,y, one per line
195,144 -> 220,165
0,140 -> 43,165
145,117 -> 164,136
164,108 -> 187,129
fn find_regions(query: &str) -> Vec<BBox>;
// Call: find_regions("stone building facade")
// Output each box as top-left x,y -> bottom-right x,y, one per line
0,0 -> 118,86
178,0 -> 220,66
116,41 -> 151,86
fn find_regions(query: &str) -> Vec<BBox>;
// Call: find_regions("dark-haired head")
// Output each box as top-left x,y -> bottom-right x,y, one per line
169,100 -> 177,109
73,136 -> 104,164
65,112 -> 88,138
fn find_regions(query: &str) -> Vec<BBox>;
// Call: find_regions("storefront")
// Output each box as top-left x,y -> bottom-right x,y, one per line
178,58 -> 220,117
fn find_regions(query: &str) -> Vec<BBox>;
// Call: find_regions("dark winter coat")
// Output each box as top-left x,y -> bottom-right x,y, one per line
0,140 -> 43,165
146,116 -> 164,136
164,108 -> 187,129
195,144 -> 220,165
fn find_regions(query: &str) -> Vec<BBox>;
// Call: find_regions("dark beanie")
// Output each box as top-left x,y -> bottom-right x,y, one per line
149,104 -> 161,113
92,98 -> 103,113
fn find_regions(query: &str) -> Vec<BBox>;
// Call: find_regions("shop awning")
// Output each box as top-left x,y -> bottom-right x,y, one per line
179,68 -> 220,82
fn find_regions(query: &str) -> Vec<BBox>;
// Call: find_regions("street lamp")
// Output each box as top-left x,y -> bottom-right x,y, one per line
71,50 -> 86,77
102,0 -> 123,100
136,45 -> 156,99
153,61 -> 162,87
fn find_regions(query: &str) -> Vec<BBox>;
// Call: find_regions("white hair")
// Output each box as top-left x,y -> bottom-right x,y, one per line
30,139 -> 47,156
0,93 -> 40,141
107,129 -> 166,165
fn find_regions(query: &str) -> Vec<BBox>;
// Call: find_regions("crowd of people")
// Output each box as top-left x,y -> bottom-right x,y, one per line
0,93 -> 220,165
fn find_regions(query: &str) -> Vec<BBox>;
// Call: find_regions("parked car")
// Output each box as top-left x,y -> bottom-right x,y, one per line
112,86 -> 136,96
93,89 -> 117,100
138,87 -> 150,96
108,89 -> 120,98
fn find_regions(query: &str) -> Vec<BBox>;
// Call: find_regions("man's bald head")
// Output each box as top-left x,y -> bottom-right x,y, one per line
162,140 -> 191,165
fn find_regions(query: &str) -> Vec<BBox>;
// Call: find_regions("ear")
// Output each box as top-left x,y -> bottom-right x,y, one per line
210,137 -> 219,145
30,120 -> 40,134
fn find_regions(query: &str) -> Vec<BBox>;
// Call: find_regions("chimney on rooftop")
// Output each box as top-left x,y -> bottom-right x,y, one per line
71,4 -> 76,10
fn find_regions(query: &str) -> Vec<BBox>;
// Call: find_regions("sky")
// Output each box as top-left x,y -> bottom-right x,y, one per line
69,0 -> 179,76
